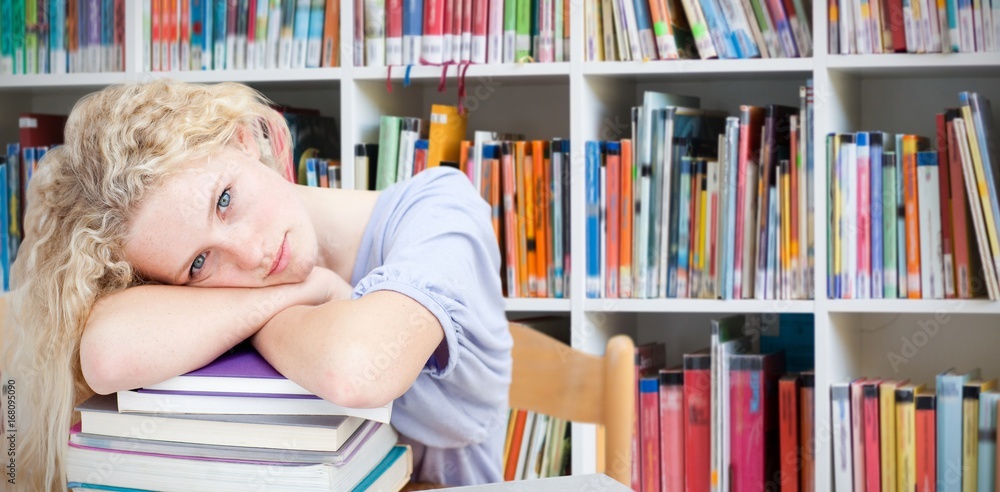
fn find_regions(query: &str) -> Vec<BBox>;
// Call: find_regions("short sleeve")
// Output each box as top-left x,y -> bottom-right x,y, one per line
350,166 -> 512,450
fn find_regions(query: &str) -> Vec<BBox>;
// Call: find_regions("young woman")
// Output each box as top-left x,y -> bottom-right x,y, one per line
2,79 -> 512,490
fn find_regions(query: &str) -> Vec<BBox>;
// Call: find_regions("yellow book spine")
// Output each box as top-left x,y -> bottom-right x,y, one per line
880,382 -> 898,492
833,139 -> 841,296
782,160 -> 791,298
503,409 -> 517,470
523,145 -> 538,296
960,103 -> 1000,280
514,142 -> 529,296
963,397 -> 979,492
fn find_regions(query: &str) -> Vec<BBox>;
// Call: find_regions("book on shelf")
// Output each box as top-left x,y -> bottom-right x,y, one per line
828,0 -> 1000,53
587,83 -> 815,301
827,91 -> 1000,300
77,392 -> 364,452
585,0 -> 811,61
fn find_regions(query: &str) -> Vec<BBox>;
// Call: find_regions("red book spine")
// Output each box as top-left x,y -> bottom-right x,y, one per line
151,0 -> 161,70
915,395 -> 936,492
387,0 -> 403,64
779,376 -> 800,492
501,143 -> 519,297
850,379 -> 867,491
888,0 -> 907,52
422,0 -> 445,63
180,0 -> 190,69
620,139 -> 634,299
947,110 -> 974,298
660,370 -> 684,492
684,354 -> 711,492
858,134 -> 871,297
471,0 -> 488,62
442,0 -> 455,62
640,378 -> 661,492
799,375 -> 815,492
863,383 -> 882,491
606,144 -> 621,298
936,113 -> 957,298
730,362 -> 753,491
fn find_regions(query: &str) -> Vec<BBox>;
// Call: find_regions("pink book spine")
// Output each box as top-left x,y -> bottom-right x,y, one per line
659,370 -> 684,492
387,0 -> 403,65
730,365 -> 753,492
461,0 -> 473,60
850,379 -> 867,491
858,135 -> 872,298
442,0 -> 455,62
863,383 -> 881,491
640,378 -> 661,492
471,0 -> 488,62
421,0 -> 445,63
451,0 -> 464,61
607,145 -> 621,298
501,144 -> 519,297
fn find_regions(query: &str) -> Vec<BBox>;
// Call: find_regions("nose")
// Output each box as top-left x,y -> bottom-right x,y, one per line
218,226 -> 268,272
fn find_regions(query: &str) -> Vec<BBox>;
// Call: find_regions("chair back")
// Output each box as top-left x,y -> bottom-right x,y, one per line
507,322 -> 635,485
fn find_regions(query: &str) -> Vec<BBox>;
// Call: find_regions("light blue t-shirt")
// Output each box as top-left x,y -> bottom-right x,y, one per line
350,166 -> 513,486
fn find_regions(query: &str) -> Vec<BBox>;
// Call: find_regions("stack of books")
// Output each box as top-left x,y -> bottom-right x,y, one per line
66,343 -> 411,491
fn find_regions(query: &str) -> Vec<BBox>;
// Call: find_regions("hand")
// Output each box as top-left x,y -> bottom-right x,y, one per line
290,266 -> 354,306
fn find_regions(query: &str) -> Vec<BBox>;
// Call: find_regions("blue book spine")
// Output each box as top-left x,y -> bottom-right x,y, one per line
292,0 -> 311,68
191,0 -> 205,69
696,0 -> 740,58
586,141 -> 601,298
23,148 -> 36,188
102,0 -> 113,70
350,446 -> 408,492
895,134 -> 907,298
402,0 -> 423,64
213,0 -> 227,69
937,372 -> 975,491
870,133 -> 884,299
50,0 -> 65,73
0,163 -> 8,290
305,157 -> 319,187
677,157 -> 692,295
305,0 -> 325,67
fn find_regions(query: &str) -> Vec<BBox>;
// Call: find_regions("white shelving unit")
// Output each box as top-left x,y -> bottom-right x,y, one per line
2,1 -> 1000,489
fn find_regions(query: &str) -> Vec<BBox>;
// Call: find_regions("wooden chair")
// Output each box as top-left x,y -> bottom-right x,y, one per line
507,322 -> 635,486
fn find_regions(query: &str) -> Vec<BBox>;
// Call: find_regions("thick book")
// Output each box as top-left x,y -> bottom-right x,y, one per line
729,351 -> 785,492
778,374 -> 800,492
894,382 -> 923,492
915,389 -> 936,492
936,367 -> 980,492
659,367 -> 684,492
77,393 -> 364,452
142,342 -> 312,395
65,421 -> 399,492
684,348 -> 712,492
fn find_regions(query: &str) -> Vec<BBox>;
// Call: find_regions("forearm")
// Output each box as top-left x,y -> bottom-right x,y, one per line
81,282 -> 305,394
251,290 -> 444,409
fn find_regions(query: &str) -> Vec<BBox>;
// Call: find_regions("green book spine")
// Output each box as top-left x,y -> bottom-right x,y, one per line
24,0 -> 36,73
13,0 -> 24,74
504,0 -> 517,61
530,0 -> 539,57
884,146 -> 898,299
376,116 -> 401,190
515,0 -> 530,59
0,0 -> 9,74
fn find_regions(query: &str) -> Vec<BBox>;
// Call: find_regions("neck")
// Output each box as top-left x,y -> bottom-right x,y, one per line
295,185 -> 381,281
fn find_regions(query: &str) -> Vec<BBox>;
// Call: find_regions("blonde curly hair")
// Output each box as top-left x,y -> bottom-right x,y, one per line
0,79 -> 294,490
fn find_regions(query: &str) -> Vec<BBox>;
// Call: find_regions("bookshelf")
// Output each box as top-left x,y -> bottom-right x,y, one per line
1,1 -> 999,490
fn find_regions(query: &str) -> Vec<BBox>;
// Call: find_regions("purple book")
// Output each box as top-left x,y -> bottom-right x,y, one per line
141,343 -> 312,396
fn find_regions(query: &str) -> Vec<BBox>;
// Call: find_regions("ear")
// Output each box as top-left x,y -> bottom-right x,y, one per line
233,124 -> 262,162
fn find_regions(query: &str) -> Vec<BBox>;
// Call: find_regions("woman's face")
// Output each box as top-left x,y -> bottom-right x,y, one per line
124,144 -> 318,288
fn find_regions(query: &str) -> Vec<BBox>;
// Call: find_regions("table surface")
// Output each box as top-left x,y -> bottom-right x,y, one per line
420,474 -> 631,491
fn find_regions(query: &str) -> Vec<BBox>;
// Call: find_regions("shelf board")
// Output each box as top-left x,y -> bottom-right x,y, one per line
139,68 -> 343,88
582,58 -> 814,80
825,53 -> 1000,76
0,72 -> 128,90
352,62 -> 571,84
505,298 -> 572,312
583,298 -> 816,313
824,298 -> 1000,314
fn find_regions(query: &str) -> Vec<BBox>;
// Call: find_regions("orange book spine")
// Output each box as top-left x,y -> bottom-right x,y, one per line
606,143 -> 621,298
459,140 -> 471,174
620,139 -> 634,299
523,144 -> 538,296
914,392 -> 936,492
500,142 -> 519,297
490,150 -> 502,246
514,142 -> 529,295
779,375 -> 801,492
799,374 -> 815,492
542,141 -> 553,297
322,0 -> 340,66
67,0 -> 79,70
504,409 -> 529,481
532,140 -> 549,297
903,135 -> 923,298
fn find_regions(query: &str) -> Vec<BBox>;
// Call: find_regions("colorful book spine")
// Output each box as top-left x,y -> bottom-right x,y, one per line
936,113 -> 957,298
871,132 -> 884,298
586,141 -> 601,298
639,377 -> 661,492
659,369 -> 684,492
946,110 -> 974,298
606,142 -> 621,298
917,151 -> 944,298
621,139 -> 634,299
857,132 -> 872,298
831,383 -> 854,492
684,351 -> 711,492
915,390 -> 936,492
895,384 -> 920,492
862,381 -> 881,491
779,374 -> 800,492
977,391 -> 1000,491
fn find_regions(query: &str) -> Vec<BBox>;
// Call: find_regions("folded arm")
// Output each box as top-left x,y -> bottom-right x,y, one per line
250,290 -> 445,410
80,268 -> 345,394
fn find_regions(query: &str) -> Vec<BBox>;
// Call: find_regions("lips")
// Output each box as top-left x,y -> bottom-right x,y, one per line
268,234 -> 289,277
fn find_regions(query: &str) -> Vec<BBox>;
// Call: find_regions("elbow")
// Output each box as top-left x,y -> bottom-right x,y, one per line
312,358 -> 400,410
79,336 -> 120,395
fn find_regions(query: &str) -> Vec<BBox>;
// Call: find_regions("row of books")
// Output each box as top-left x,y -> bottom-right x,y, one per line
358,0 -> 570,67
629,313 -> 815,492
142,0 -> 341,73
0,0 -> 125,76
584,0 -> 813,62
828,0 -> 1000,54
585,86 -> 815,301
502,409 -> 571,481
826,91 -> 999,300
60,343 -> 405,491
830,368 -> 1000,492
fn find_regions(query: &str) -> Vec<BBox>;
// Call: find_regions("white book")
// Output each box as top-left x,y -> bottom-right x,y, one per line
515,411 -> 537,480
974,0 -> 986,50
396,125 -> 419,182
854,0 -> 873,53
523,413 -> 550,480
917,154 -> 944,298
831,383 -> 854,492
841,0 -> 856,53
267,3 -> 283,68
488,0 -> 505,63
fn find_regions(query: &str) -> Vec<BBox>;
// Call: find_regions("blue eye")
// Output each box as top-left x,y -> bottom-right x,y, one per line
218,188 -> 231,210
190,254 -> 206,277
